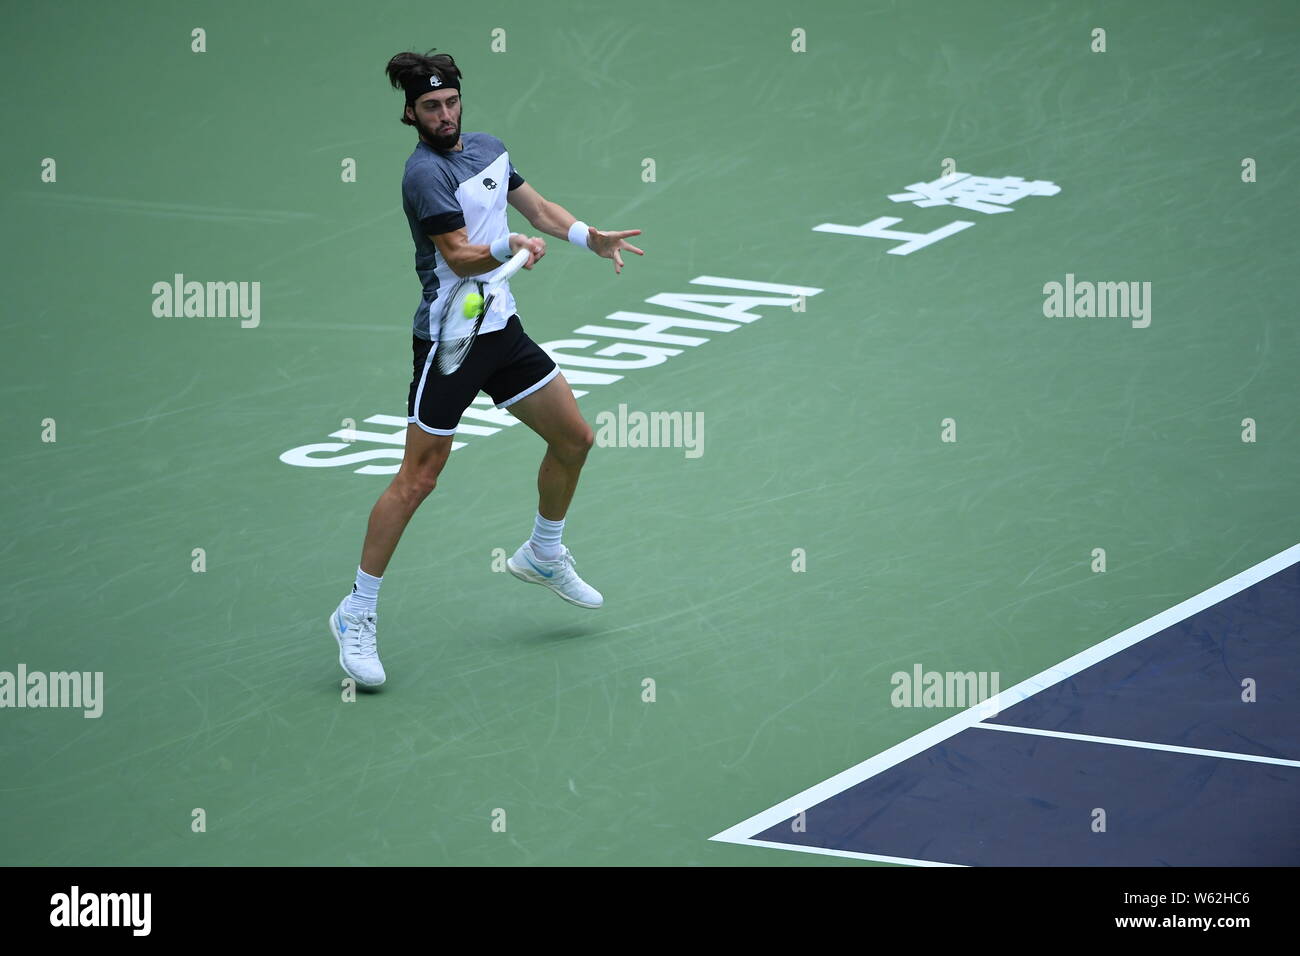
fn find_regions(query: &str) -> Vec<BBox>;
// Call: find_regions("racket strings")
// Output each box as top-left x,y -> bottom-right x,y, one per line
433,278 -> 486,375
434,331 -> 476,374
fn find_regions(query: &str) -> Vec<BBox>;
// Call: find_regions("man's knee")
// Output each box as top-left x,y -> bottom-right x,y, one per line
395,437 -> 451,501
552,424 -> 594,464
398,467 -> 441,501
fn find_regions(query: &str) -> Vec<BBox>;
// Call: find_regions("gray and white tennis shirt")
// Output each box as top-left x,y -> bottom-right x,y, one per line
402,133 -> 526,341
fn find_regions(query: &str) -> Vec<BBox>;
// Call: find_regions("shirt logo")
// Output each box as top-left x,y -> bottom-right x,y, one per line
483,178 -> 497,190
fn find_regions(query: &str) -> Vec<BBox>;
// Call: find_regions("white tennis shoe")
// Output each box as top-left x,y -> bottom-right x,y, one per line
329,598 -> 386,688
507,542 -> 604,609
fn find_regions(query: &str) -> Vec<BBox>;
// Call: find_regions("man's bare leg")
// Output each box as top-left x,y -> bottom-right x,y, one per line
502,373 -> 603,608
331,423 -> 453,688
507,374 -> 594,520
360,424 -> 454,576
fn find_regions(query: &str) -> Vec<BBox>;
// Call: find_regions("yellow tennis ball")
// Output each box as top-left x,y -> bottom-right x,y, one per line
462,293 -> 484,318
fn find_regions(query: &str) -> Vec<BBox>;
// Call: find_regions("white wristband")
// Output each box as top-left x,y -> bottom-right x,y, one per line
567,220 -> 590,250
490,234 -> 514,263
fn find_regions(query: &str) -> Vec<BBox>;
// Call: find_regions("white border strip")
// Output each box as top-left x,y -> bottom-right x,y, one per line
496,364 -> 560,409
711,541 -> 1300,856
974,722 -> 1300,767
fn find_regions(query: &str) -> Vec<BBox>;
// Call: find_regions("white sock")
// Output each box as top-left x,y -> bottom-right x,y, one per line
529,513 -> 565,561
345,567 -> 383,615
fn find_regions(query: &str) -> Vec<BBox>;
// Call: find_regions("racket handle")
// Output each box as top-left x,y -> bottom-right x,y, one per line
499,245 -> 532,280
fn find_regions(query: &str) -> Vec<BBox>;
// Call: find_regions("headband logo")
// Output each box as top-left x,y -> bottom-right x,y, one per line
429,75 -> 442,88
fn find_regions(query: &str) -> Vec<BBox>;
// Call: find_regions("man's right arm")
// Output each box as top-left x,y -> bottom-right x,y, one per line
431,228 -> 546,277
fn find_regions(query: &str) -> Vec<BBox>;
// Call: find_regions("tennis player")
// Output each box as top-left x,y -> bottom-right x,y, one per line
329,49 -> 645,688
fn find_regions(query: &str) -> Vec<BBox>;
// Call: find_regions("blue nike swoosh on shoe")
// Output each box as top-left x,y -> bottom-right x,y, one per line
524,555 -> 555,578
335,612 -> 347,633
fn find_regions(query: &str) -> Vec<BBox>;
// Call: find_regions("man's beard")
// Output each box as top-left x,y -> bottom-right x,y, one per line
419,113 -> 460,150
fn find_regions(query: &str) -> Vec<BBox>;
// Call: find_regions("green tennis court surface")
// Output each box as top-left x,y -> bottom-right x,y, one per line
2,0 -> 1297,866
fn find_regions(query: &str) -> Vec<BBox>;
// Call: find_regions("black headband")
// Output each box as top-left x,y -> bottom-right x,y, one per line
404,72 -> 460,107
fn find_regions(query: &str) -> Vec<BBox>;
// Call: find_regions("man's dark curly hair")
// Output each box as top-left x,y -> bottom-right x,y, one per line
384,48 -> 463,126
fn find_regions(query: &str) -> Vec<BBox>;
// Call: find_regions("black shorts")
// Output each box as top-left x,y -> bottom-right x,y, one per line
406,314 -> 559,434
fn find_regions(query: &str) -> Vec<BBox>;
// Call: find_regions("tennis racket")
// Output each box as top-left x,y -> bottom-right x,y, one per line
430,246 -> 532,375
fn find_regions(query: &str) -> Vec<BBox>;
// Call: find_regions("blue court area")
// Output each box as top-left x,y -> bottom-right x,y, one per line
719,547 -> 1300,866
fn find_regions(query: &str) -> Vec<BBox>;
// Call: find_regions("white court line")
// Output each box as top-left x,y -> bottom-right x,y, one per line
738,840 -> 965,867
975,722 -> 1300,768
710,541 -> 1300,862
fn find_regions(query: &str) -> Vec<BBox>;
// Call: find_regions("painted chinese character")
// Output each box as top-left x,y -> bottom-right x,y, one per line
889,173 -> 1061,214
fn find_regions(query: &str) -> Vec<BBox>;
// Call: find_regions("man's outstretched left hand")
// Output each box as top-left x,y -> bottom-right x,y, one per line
589,228 -> 645,274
